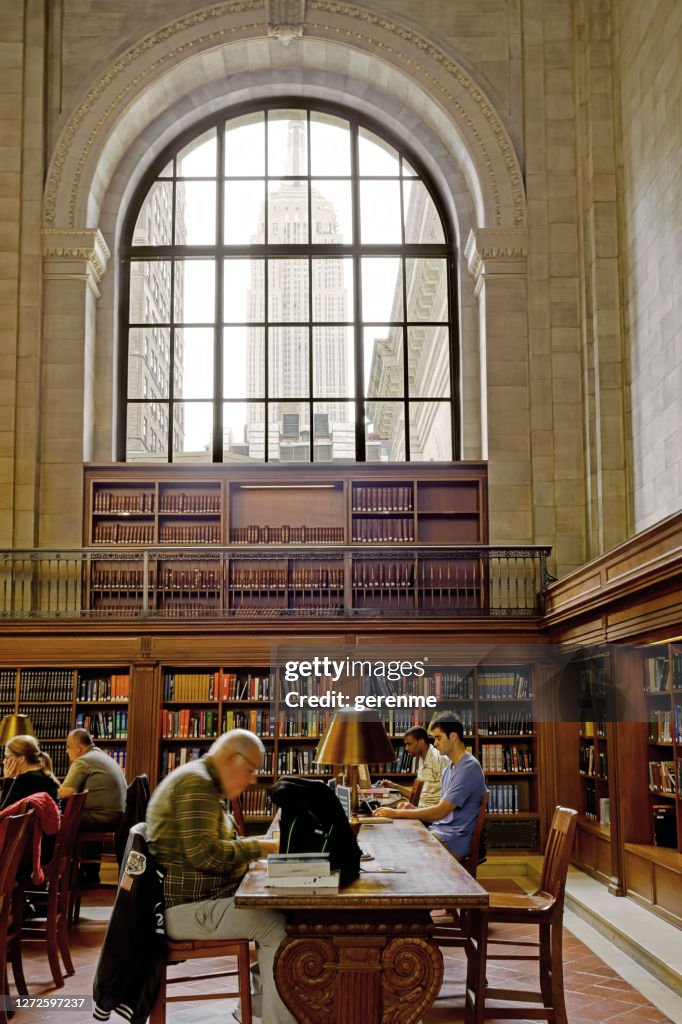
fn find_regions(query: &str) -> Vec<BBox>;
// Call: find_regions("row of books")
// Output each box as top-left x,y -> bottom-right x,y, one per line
223,709 -> 275,736
94,522 -> 155,544
41,742 -> 69,779
159,524 -> 221,543
579,746 -> 608,779
18,705 -> 71,736
479,744 -> 533,773
648,760 -> 676,794
91,569 -> 149,589
159,492 -> 220,513
77,674 -> 130,701
352,519 -> 415,543
163,671 -> 275,702
643,655 -> 682,692
240,787 -> 274,818
106,747 -> 126,771
477,672 -> 532,700
159,568 -> 221,590
485,783 -> 523,814
648,709 -> 674,743
478,711 -> 534,735
160,745 -> 208,776
276,750 -> 332,774
0,672 -> 16,701
291,569 -> 344,589
160,708 -> 220,738
19,669 -> 74,701
352,486 -> 414,512
367,672 -> 474,700
579,716 -> 606,738
231,525 -> 344,544
93,490 -> 154,513
75,710 -> 128,739
353,562 -> 414,587
277,709 -> 332,737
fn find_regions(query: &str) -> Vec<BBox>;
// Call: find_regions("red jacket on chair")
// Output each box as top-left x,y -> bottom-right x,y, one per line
0,792 -> 61,884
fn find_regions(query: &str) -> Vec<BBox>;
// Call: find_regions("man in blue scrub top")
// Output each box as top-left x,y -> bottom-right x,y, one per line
373,713 -> 486,860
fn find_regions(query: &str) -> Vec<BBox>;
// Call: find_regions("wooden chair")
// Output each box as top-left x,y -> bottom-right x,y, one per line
0,810 -> 34,1024
14,791 -> 87,989
431,790 -> 489,947
149,795 -> 253,1024
69,825 -> 118,925
464,805 -> 579,1024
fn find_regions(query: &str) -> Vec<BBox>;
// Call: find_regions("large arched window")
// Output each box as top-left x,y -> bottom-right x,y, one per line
119,104 -> 458,463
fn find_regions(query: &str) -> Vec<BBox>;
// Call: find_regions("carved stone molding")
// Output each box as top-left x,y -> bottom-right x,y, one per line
465,227 -> 528,289
266,0 -> 305,43
42,228 -> 111,295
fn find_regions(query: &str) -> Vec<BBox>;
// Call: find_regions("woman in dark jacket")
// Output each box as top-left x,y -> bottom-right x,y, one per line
1,734 -> 60,865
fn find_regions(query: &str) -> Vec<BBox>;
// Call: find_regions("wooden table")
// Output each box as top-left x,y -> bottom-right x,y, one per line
235,820 -> 488,1023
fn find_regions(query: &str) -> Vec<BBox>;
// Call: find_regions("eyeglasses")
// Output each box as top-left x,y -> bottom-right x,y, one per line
233,752 -> 260,776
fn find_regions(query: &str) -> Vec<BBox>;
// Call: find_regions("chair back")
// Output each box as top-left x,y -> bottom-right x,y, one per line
461,789 -> 489,878
230,797 -> 246,837
0,811 -> 34,922
53,791 -> 88,881
539,806 -> 578,902
408,778 -> 424,806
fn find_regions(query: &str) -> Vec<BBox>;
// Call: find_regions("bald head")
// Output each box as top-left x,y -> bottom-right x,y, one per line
209,729 -> 264,799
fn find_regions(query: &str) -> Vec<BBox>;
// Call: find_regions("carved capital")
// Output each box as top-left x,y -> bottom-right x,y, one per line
43,228 -> 110,295
266,0 -> 306,44
465,227 -> 528,288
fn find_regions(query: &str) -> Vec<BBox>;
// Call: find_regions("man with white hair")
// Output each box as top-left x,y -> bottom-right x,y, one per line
146,729 -> 296,1024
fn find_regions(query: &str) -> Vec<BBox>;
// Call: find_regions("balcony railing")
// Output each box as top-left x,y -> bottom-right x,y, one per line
0,545 -> 551,620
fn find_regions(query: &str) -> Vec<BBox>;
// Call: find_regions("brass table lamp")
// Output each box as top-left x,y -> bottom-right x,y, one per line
0,712 -> 36,745
315,708 -> 395,820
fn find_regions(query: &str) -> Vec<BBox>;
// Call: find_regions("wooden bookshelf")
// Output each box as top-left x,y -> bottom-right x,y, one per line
83,463 -> 488,617
0,666 -> 131,781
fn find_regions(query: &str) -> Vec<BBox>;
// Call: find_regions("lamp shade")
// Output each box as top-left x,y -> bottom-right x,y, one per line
0,713 -> 36,745
315,708 -> 395,766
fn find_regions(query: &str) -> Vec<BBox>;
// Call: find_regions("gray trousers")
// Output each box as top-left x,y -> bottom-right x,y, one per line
165,897 -> 297,1024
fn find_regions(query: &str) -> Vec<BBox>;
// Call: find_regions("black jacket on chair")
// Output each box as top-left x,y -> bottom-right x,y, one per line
114,773 -> 151,867
93,822 -> 165,1024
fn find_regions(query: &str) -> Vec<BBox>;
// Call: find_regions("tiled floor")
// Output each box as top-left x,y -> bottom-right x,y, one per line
5,886 -> 677,1024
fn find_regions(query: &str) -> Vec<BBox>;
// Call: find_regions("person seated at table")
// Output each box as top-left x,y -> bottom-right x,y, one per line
146,729 -> 297,1024
1,734 -> 59,809
376,726 -> 448,807
373,713 -> 486,861
58,728 -> 126,828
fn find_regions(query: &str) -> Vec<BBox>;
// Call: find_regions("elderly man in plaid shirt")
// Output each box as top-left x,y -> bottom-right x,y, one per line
146,729 -> 296,1024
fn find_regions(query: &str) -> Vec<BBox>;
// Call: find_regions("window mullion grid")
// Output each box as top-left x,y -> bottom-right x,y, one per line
213,124 -> 225,462
168,162 -> 177,462
399,157 -> 410,462
307,111 -> 314,462
264,112 -> 270,461
447,254 -> 461,460
350,119 -> 365,461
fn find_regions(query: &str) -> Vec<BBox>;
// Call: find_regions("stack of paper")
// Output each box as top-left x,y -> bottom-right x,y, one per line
265,853 -> 339,888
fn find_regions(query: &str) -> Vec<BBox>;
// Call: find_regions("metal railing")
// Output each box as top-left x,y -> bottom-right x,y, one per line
0,545 -> 551,620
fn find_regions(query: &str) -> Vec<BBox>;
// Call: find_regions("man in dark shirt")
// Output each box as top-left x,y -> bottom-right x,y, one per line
58,728 -> 126,827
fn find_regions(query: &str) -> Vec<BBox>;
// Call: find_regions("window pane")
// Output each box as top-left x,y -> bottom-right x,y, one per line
268,401 -> 310,462
403,180 -> 445,243
311,181 -> 352,243
313,326 -> 354,398
176,328 -> 214,399
224,259 -> 264,323
408,326 -> 450,398
402,158 -> 417,177
129,261 -> 172,324
409,402 -> 452,460
268,260 -> 309,322
128,327 -> 171,399
310,113 -> 351,176
223,402 -> 262,460
365,401 -> 405,461
225,112 -> 265,176
313,402 -> 355,461
268,180 -> 309,243
132,182 -> 172,246
358,128 -> 399,175
225,181 -> 265,243
361,258 -> 402,322
405,258 -> 448,321
174,260 -> 215,323
177,128 -> 217,177
224,326 -> 263,399
364,326 -> 404,398
126,401 -> 169,462
268,327 -> 309,397
268,111 -> 307,176
176,181 -> 216,245
360,180 -> 401,243
311,258 -> 352,321
172,402 -> 213,461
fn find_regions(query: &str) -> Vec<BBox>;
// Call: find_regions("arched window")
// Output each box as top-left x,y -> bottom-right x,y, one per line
119,104 -> 458,463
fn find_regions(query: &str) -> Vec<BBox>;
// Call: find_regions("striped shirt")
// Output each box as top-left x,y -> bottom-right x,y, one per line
146,756 -> 262,908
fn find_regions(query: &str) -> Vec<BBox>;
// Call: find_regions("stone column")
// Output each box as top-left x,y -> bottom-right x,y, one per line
466,227 -> 532,545
40,228 -> 110,547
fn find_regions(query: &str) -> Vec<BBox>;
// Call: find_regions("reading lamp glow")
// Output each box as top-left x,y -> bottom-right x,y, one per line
314,708 -> 395,819
0,713 -> 36,745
